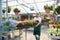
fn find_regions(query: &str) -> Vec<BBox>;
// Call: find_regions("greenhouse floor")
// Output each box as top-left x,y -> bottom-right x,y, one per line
14,25 -> 52,40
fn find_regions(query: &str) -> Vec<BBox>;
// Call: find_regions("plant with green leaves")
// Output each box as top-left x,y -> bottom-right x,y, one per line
26,21 -> 37,27
2,17 -> 5,21
2,9 -> 6,13
50,6 -> 53,10
55,6 -> 60,14
13,8 -> 20,12
52,8 -> 56,16
16,23 -> 23,29
44,4 -> 50,10
8,6 -> 11,13
44,4 -> 53,10
4,22 -> 10,30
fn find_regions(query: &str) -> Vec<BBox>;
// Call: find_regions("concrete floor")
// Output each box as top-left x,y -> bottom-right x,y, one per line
14,25 -> 52,40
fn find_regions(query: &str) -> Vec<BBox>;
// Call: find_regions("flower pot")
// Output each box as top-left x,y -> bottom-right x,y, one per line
45,9 -> 50,14
14,12 -> 19,16
2,10 -> 6,13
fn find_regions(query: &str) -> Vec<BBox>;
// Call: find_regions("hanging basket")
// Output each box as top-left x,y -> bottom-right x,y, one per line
45,9 -> 50,14
14,12 -> 19,16
2,9 -> 6,13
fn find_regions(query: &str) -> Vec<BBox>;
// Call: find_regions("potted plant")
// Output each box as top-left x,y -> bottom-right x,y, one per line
55,6 -> 60,14
44,5 -> 51,14
16,23 -> 23,29
52,8 -> 56,16
26,20 -> 37,27
2,17 -> 5,21
4,22 -> 10,31
2,9 -> 6,13
50,6 -> 53,10
13,8 -> 20,15
8,6 -> 11,13
55,21 -> 60,28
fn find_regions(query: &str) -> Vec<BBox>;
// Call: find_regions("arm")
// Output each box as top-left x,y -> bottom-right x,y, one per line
35,18 -> 42,27
35,22 -> 41,27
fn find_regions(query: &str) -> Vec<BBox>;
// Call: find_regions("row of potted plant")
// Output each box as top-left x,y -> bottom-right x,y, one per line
48,28 -> 60,36
48,20 -> 60,36
2,6 -> 21,15
3,20 -> 37,30
16,20 -> 37,29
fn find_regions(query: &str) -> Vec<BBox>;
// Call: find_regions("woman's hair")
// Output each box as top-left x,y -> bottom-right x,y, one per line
35,13 -> 40,17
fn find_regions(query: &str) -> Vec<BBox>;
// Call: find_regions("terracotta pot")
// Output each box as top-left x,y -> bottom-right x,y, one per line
45,9 -> 50,14
14,12 -> 19,15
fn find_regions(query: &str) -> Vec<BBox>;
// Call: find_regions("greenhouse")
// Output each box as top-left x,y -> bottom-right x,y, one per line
0,0 -> 60,40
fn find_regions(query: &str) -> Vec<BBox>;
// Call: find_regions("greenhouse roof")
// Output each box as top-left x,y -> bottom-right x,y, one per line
2,0 -> 56,14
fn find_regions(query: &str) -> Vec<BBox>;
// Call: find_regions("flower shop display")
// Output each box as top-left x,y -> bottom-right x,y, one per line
13,8 -> 20,15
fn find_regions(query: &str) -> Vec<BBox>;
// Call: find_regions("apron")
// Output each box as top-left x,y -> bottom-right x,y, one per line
33,25 -> 41,36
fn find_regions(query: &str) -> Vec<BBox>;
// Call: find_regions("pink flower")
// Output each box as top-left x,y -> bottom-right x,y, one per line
20,20 -> 27,25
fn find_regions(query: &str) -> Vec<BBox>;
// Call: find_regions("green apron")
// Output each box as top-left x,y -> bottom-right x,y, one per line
33,25 -> 41,36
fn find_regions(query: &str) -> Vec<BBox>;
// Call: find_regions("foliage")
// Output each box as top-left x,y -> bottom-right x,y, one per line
55,6 -> 60,14
2,17 -> 5,20
50,6 -> 53,10
13,8 -> 20,12
44,5 -> 51,10
55,21 -> 60,28
4,22 -> 10,30
48,28 -> 60,36
8,6 -> 11,13
52,8 -> 56,16
16,20 -> 37,28
26,20 -> 37,26
44,4 -> 53,10
16,23 -> 23,27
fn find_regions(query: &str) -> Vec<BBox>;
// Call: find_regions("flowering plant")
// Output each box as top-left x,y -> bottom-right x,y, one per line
16,20 -> 37,29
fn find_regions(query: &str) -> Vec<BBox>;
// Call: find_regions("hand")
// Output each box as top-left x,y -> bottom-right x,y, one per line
35,25 -> 38,27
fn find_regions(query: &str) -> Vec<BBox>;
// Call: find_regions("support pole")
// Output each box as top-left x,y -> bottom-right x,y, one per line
25,28 -> 27,40
0,0 -> 2,40
0,0 -> 2,21
6,0 -> 8,20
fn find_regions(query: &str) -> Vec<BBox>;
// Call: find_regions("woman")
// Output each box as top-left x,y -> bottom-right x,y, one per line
33,13 -> 42,40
